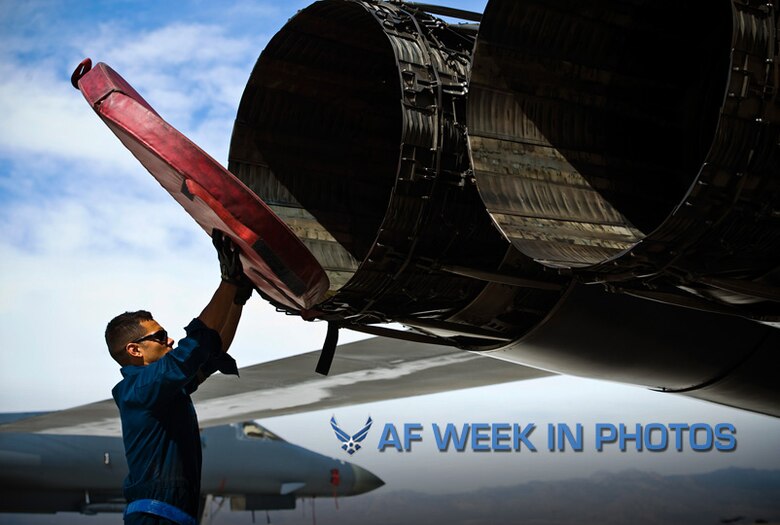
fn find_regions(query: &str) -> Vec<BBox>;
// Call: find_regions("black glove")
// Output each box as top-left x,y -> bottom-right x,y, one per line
212,229 -> 255,305
213,230 -> 244,284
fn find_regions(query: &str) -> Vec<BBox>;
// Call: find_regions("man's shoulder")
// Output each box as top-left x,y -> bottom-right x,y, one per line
112,365 -> 156,401
116,364 -> 148,384
111,368 -> 135,403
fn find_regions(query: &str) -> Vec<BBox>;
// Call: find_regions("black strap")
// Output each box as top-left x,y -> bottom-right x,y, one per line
315,323 -> 339,376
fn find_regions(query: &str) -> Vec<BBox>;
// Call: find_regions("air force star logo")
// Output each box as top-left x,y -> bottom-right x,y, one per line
330,415 -> 373,455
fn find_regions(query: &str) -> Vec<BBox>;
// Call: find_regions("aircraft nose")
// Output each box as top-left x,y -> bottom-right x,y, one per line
351,464 -> 384,494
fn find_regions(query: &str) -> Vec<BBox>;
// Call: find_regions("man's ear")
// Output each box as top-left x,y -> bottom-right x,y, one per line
126,343 -> 143,358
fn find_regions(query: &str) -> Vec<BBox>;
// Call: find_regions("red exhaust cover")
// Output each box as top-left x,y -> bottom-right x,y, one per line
75,61 -> 328,311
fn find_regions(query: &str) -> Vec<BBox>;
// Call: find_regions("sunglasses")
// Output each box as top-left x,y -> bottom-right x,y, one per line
130,329 -> 168,345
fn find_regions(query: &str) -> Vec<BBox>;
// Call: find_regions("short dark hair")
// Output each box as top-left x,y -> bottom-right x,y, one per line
105,310 -> 153,365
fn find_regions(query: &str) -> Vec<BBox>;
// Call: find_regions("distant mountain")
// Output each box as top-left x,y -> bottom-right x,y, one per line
270,468 -> 780,525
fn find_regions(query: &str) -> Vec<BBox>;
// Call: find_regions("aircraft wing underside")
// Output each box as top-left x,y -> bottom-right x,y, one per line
0,337 -> 553,436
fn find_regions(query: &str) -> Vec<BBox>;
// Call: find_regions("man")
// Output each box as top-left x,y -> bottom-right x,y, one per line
105,231 -> 252,525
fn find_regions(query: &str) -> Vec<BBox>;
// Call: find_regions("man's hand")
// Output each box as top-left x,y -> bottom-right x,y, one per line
212,230 -> 254,305
213,230 -> 244,284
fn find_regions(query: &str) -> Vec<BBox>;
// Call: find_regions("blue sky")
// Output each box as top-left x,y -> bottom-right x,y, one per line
0,0 -> 778,504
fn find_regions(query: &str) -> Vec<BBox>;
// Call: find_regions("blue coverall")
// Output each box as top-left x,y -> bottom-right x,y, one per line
113,318 -> 221,524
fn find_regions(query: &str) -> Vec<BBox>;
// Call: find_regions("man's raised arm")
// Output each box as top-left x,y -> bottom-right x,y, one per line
198,231 -> 253,353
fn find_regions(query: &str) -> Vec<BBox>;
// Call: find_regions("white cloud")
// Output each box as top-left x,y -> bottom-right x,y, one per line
73,22 -> 259,137
0,14 -> 263,173
96,23 -> 254,68
0,62 -> 142,172
0,9 -> 307,414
